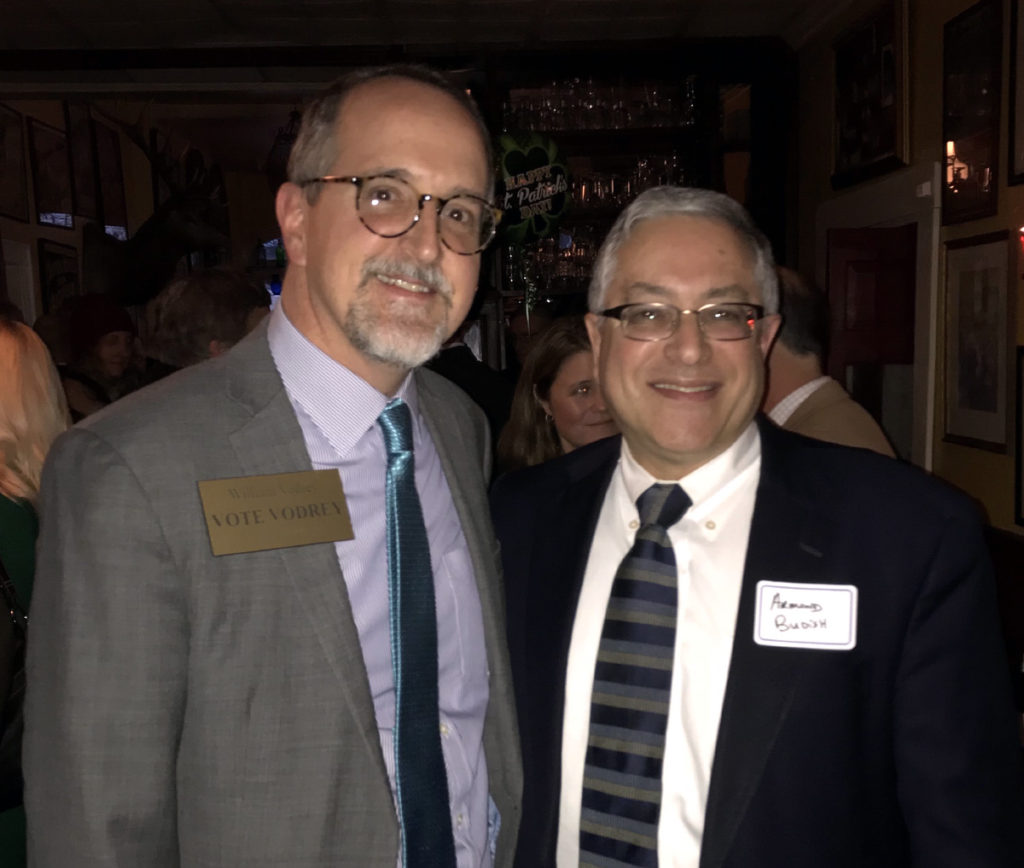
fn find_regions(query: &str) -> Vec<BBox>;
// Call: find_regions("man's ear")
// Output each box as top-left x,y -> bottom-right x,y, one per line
275,182 -> 309,267
758,313 -> 782,359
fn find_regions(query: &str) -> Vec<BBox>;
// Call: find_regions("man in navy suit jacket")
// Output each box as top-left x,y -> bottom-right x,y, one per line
491,186 -> 1023,867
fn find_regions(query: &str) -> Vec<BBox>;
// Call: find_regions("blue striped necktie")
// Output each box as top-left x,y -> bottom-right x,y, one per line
580,482 -> 691,867
378,398 -> 457,868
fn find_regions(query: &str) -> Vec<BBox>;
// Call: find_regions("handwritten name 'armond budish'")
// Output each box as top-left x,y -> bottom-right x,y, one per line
769,591 -> 823,612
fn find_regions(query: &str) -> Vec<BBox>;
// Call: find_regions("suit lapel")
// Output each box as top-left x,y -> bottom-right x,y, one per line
414,370 -> 494,622
415,369 -> 527,834
525,439 -> 619,858
700,421 -> 824,868
224,330 -> 385,771
530,452 -> 617,679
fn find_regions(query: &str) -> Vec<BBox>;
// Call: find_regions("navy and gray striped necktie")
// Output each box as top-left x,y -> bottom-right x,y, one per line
580,482 -> 691,867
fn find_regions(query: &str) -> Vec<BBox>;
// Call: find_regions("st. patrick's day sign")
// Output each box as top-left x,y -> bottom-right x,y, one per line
498,131 -> 569,243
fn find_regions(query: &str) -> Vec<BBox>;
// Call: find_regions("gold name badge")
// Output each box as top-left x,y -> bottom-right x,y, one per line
198,469 -> 354,556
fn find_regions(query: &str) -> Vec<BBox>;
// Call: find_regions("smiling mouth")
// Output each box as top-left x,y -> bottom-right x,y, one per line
652,382 -> 716,394
375,273 -> 435,294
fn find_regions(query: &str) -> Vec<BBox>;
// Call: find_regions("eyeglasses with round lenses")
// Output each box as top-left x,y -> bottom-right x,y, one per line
599,301 -> 766,342
298,174 -> 502,255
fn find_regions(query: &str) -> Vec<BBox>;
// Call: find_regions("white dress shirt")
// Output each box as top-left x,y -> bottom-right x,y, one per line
557,423 -> 762,868
767,375 -> 830,426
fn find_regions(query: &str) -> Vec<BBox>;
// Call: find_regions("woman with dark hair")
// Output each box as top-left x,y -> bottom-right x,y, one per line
0,318 -> 69,867
497,314 -> 617,473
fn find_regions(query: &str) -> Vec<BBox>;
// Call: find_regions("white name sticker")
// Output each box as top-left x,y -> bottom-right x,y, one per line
753,580 -> 858,651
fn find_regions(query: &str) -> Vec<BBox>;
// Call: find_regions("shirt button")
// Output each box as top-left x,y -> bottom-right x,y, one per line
440,722 -> 450,737
456,813 -> 465,827
705,520 -> 716,531
628,519 -> 639,530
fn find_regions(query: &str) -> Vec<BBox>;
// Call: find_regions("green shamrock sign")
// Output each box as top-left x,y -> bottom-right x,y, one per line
499,131 -> 569,244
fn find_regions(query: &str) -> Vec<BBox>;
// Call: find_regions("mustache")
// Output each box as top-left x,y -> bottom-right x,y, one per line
360,257 -> 454,302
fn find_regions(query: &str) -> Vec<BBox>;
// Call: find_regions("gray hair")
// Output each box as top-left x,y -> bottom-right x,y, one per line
587,186 -> 779,315
287,63 -> 494,204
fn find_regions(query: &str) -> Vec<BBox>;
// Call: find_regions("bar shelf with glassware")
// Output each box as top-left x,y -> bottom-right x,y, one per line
496,73 -> 724,312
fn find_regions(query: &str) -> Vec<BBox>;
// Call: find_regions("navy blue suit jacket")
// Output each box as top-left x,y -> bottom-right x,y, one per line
491,419 -> 1023,868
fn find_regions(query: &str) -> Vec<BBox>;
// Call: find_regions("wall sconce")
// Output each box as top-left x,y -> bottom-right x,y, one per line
945,140 -> 969,192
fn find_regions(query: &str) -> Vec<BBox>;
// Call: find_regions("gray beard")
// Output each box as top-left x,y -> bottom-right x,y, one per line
343,257 -> 454,370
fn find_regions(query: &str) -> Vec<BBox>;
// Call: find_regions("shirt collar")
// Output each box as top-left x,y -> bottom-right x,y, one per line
267,304 -> 417,458
619,421 -> 760,512
768,375 -> 831,426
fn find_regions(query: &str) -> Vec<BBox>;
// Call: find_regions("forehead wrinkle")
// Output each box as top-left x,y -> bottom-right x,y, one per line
619,281 -> 757,305
704,283 -> 759,303
348,166 -> 488,201
445,182 -> 492,200
359,166 -> 408,178
620,281 -> 673,303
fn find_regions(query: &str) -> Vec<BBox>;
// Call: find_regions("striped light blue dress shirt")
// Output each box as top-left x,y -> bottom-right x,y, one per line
268,306 -> 492,867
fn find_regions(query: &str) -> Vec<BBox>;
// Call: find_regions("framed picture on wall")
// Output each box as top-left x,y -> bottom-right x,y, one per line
28,118 -> 73,229
0,104 -> 29,222
65,101 -> 100,221
942,0 -> 1002,224
94,120 -> 128,238
37,238 -> 80,313
1010,0 -> 1024,184
831,0 -> 909,189
943,232 -> 1015,451
1016,348 -> 1024,524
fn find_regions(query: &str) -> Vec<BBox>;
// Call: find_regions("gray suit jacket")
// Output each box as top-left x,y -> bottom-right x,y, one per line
24,325 -> 522,866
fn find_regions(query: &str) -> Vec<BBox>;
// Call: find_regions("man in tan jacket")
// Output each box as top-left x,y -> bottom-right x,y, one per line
763,267 -> 894,457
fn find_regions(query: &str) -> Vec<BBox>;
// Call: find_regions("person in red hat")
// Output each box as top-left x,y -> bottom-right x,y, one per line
60,294 -> 137,421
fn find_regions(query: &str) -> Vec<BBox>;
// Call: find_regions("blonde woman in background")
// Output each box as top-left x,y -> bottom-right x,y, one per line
0,318 -> 69,868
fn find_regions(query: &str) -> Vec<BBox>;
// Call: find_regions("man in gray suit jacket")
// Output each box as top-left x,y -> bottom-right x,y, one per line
25,65 -> 521,867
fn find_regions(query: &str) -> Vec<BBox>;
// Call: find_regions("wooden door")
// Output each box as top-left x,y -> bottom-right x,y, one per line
825,225 -> 917,424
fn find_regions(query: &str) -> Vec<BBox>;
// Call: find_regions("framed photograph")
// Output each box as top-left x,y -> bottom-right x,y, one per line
942,0 -> 1002,224
65,102 -> 100,221
1016,348 -> 1024,524
1010,0 -> 1024,184
831,0 -> 909,189
943,231 -> 1015,451
37,239 -> 80,313
95,120 -> 128,237
0,104 -> 29,222
28,118 -> 73,229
